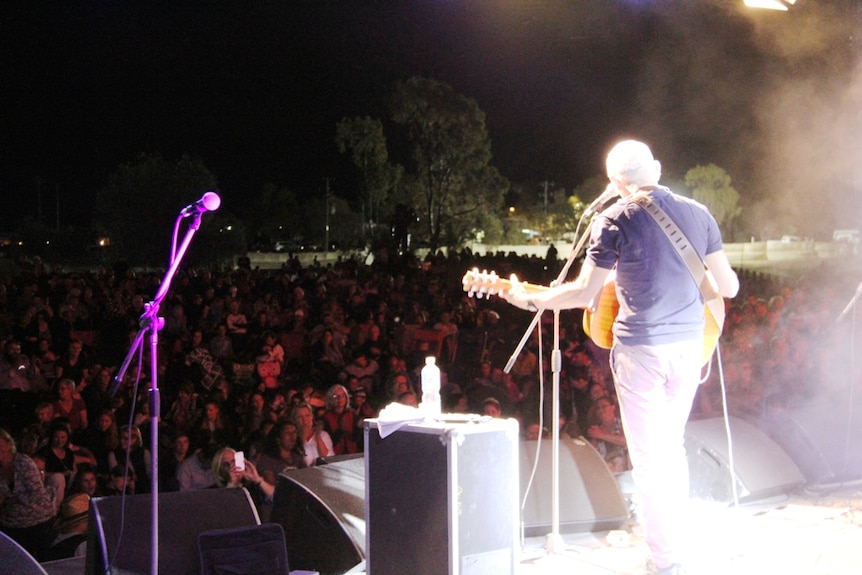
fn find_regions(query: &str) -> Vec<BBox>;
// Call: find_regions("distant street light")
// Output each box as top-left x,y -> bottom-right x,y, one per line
744,0 -> 796,11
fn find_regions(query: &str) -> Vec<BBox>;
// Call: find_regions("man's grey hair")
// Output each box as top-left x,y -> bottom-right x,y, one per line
606,140 -> 659,188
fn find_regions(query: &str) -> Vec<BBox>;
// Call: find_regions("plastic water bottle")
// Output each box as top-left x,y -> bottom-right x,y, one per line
421,356 -> 442,418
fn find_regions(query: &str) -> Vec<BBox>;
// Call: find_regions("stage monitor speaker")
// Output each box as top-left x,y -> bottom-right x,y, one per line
759,399 -> 862,485
270,454 -> 365,575
85,487 -> 260,575
519,437 -> 628,536
364,418 -> 519,575
197,523 -> 289,575
685,416 -> 805,504
0,531 -> 48,575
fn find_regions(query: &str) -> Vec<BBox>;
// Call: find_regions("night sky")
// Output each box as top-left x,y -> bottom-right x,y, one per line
1,1 -> 859,237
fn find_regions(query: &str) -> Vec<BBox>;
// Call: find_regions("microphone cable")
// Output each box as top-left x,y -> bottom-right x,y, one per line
714,340 -> 741,508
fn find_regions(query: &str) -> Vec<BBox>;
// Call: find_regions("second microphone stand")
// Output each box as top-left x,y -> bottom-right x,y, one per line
505,205 -> 604,555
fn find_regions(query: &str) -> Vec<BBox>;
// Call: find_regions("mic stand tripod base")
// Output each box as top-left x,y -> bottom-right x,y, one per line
544,531 -> 567,554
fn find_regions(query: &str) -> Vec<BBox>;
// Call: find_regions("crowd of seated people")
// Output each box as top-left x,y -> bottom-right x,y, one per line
0,248 -> 859,559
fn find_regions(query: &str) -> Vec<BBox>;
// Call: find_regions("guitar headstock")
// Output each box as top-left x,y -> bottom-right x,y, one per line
462,268 -> 512,299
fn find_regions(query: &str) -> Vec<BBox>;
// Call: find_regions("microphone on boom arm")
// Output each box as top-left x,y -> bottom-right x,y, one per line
584,184 -> 619,217
180,191 -> 221,217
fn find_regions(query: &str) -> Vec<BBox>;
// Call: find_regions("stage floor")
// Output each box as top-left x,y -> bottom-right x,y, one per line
40,483 -> 862,575
517,482 -> 862,575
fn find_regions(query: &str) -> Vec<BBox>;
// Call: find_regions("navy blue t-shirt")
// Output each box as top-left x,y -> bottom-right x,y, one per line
586,187 -> 723,346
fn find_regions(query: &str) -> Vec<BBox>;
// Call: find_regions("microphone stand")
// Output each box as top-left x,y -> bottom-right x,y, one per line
837,280 -> 862,323
111,208 -> 209,575
505,205 -> 603,555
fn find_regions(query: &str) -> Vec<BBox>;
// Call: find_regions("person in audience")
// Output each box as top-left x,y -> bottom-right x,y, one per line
81,365 -> 113,418
162,304 -> 188,342
240,390 -> 272,443
567,368 -> 594,436
312,328 -> 345,381
0,428 -> 57,560
255,419 -> 306,486
268,388 -> 291,422
523,420 -> 546,441
186,329 -> 225,392
321,384 -> 358,455
384,371 -> 415,406
244,418 -> 275,462
55,339 -> 91,390
176,436 -> 220,491
29,452 -> 64,513
80,408 -> 119,477
589,381 -> 609,403
108,424 -> 151,494
38,419 -> 97,485
0,339 -> 38,394
32,336 -> 60,387
52,378 -> 89,436
19,402 -> 55,455
292,402 -> 334,467
211,446 -> 274,519
68,463 -> 103,498
444,392 -> 469,414
209,323 -> 235,371
359,322 -> 389,366
258,330 -> 285,368
194,396 -> 238,447
433,310 -> 460,363
340,349 -> 379,393
159,433 -> 190,492
397,390 -> 419,407
224,299 -> 249,351
482,397 -> 503,418
166,380 -> 201,437
586,396 -> 631,473
350,389 -> 376,439
42,492 -> 90,561
510,338 -> 538,381
103,463 -> 135,496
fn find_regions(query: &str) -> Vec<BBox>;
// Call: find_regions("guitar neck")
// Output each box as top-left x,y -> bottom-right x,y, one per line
461,268 -> 546,299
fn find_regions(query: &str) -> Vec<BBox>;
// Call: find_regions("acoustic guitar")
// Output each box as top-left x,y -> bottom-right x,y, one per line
462,267 -> 723,367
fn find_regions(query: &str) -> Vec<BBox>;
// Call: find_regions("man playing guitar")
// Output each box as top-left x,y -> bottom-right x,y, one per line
500,140 -> 739,575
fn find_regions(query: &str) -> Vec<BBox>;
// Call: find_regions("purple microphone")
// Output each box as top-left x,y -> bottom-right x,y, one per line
180,191 -> 221,216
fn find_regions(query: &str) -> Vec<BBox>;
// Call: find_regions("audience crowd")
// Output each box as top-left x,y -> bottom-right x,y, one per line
0,247 -> 859,561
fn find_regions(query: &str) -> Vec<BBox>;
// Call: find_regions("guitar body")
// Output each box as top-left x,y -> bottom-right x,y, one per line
583,278 -> 721,366
582,281 -> 618,350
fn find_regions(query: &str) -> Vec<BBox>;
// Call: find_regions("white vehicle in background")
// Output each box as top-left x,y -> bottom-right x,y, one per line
833,229 -> 859,255
833,229 -> 860,244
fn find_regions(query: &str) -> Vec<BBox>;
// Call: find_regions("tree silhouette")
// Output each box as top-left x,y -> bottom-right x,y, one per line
388,76 -> 508,251
335,116 -> 403,244
96,154 -> 241,266
684,163 -> 742,238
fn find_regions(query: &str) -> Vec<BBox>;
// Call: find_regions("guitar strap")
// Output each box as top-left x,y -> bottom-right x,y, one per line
631,191 -> 726,330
